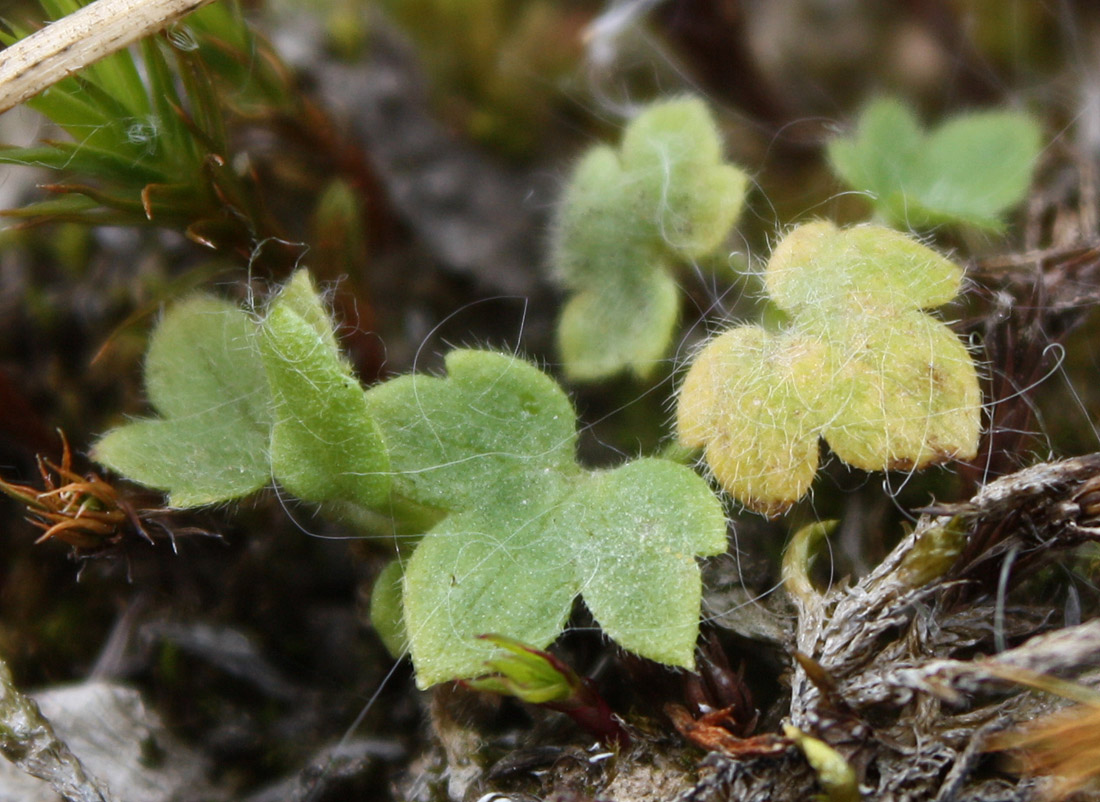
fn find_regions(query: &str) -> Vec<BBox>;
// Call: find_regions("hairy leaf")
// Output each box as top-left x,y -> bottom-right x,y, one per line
93,295 -> 273,506
677,221 -> 980,514
95,271 -> 390,513
259,271 -> 390,508
366,350 -> 727,686
551,97 -> 748,380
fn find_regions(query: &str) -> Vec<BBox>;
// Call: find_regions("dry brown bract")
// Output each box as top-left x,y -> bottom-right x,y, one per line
0,432 -> 207,556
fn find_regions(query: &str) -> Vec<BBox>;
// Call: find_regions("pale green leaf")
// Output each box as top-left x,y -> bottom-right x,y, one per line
677,222 -> 980,515
369,349 -> 727,686
621,98 -> 747,258
93,414 -> 270,508
561,459 -> 727,666
552,145 -> 642,289
93,295 -> 272,506
401,508 -> 577,687
259,271 -> 389,509
550,97 -> 748,381
914,110 -> 1042,228
364,350 -> 578,512
557,267 -> 679,381
268,269 -> 341,352
825,97 -> 921,210
827,97 -> 1041,231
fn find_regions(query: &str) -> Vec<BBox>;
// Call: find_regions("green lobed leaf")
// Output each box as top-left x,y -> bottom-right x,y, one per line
401,506 -> 578,686
825,97 -> 921,215
827,97 -> 1041,231
913,110 -> 1042,227
552,145 -> 643,291
550,97 -> 748,381
259,271 -> 390,509
677,221 -> 980,515
620,97 -> 748,258
559,459 -> 727,666
364,349 -> 578,513
93,295 -> 273,506
367,350 -> 727,687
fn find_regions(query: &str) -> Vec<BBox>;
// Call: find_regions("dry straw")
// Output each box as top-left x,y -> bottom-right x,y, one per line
0,0 -> 213,114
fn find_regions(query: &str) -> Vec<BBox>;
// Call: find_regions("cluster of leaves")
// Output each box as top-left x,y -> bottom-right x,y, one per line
655,97 -> 1039,513
0,0 -> 1044,699
827,96 -> 1041,231
551,97 -> 748,381
677,221 -> 981,515
0,0 -> 296,253
94,272 -> 727,687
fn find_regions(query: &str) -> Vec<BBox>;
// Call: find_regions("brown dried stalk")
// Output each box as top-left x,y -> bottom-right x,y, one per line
0,0 -> 214,114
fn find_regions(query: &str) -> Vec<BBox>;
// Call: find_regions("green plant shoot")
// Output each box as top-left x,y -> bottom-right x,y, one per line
551,96 -> 748,381
677,221 -> 980,515
827,96 -> 1041,231
94,272 -> 727,687
0,0 -> 293,251
364,349 -> 727,686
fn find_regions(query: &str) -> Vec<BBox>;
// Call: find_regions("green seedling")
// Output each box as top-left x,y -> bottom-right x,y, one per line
94,271 -> 727,687
827,96 -> 1041,231
363,348 -> 727,686
677,220 -> 980,515
463,634 -> 628,746
551,96 -> 748,381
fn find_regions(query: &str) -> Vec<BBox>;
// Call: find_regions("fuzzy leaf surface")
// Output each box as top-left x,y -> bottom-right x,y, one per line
93,296 -> 273,506
370,560 -> 410,659
259,271 -> 390,508
366,350 -> 727,686
677,221 -> 980,514
551,97 -> 747,380
827,97 -> 1041,231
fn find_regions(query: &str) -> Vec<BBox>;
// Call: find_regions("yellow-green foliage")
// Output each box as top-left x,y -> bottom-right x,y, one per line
677,221 -> 980,515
